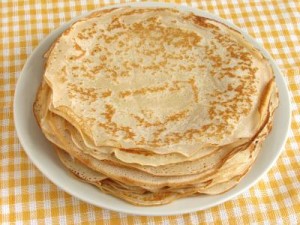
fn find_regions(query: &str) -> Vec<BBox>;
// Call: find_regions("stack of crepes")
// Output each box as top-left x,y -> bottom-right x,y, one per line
33,7 -> 279,206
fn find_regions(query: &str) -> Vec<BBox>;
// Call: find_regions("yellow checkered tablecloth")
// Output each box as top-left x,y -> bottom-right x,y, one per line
1,0 -> 299,224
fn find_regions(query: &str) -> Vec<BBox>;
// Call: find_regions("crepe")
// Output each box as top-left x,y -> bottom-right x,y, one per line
33,6 -> 279,206
44,7 -> 273,156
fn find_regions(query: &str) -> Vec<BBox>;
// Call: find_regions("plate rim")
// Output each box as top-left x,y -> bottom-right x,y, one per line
14,1 -> 291,216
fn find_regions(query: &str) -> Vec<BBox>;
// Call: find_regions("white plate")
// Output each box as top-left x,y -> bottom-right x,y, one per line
14,2 -> 291,216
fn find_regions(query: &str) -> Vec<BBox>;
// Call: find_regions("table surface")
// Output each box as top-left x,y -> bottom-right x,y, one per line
1,0 -> 299,224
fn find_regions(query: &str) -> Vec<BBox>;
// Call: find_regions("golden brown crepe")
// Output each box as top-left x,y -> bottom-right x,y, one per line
33,7 -> 279,206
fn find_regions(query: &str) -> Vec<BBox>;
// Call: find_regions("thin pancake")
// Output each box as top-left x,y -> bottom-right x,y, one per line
44,7 -> 274,156
33,6 -> 279,206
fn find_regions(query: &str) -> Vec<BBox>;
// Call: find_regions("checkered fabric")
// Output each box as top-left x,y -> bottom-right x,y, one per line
1,0 -> 299,224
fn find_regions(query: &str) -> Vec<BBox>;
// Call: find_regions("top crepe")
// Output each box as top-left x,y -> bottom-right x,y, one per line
44,7 -> 273,156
